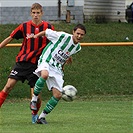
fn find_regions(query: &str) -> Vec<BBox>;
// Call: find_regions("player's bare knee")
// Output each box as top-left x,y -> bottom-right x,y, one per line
53,91 -> 62,100
41,70 -> 49,80
54,94 -> 62,100
41,75 -> 48,80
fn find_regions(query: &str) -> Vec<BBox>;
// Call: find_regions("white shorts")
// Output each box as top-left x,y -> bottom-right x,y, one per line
34,62 -> 64,92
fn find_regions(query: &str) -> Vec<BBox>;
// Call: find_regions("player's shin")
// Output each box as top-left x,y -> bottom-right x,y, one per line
38,96 -> 59,119
44,96 -> 59,114
34,77 -> 45,96
32,100 -> 42,115
0,91 -> 8,107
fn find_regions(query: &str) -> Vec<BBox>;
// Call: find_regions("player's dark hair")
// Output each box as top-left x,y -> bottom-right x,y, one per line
73,24 -> 86,34
31,3 -> 43,12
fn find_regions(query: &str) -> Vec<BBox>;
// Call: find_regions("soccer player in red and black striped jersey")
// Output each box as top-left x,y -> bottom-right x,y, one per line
0,3 -> 54,123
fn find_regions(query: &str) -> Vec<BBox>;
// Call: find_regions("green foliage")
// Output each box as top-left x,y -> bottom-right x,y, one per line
0,23 -> 133,99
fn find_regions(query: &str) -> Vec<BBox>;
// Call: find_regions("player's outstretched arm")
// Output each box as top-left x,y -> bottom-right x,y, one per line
34,31 -> 46,38
26,31 -> 46,39
0,36 -> 13,49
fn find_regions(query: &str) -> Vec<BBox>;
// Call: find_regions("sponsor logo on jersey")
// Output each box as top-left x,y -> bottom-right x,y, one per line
53,50 -> 70,64
26,33 -> 34,38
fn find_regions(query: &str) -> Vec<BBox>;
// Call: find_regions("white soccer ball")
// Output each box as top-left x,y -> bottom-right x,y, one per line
62,85 -> 77,102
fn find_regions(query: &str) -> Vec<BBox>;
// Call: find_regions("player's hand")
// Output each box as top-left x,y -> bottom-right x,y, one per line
65,56 -> 72,64
62,57 -> 72,71
26,34 -> 37,39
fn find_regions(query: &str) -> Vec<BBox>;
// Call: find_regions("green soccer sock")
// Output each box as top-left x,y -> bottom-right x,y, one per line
44,96 -> 59,114
34,77 -> 45,96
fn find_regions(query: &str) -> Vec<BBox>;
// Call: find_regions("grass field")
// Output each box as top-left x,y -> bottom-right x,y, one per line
0,22 -> 133,133
0,97 -> 132,133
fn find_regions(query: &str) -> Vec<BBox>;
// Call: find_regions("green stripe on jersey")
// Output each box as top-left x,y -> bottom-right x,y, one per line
68,44 -> 75,52
61,36 -> 71,50
39,42 -> 53,64
76,44 -> 81,51
46,34 -> 65,63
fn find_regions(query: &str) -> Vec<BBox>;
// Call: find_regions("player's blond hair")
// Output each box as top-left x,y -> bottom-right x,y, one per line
31,3 -> 43,12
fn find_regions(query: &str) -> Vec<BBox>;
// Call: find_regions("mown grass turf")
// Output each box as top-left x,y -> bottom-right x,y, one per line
0,97 -> 132,133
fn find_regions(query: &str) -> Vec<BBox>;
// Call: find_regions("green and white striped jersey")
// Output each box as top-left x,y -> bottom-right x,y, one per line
38,29 -> 81,73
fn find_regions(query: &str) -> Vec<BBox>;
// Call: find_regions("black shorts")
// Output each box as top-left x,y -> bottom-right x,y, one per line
8,62 -> 39,88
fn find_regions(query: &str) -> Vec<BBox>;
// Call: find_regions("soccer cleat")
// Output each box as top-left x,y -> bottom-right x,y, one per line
36,117 -> 48,124
32,114 -> 38,124
30,101 -> 37,111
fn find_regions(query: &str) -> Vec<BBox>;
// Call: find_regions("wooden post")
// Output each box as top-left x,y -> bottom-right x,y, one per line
58,0 -> 61,18
66,10 -> 70,23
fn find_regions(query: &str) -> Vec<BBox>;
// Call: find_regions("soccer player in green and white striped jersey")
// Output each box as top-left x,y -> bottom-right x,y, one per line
28,24 -> 86,124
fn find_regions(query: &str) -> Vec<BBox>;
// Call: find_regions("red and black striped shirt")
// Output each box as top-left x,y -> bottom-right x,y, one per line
10,20 -> 54,64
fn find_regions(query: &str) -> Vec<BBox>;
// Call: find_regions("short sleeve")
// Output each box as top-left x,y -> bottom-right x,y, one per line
45,29 -> 63,42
